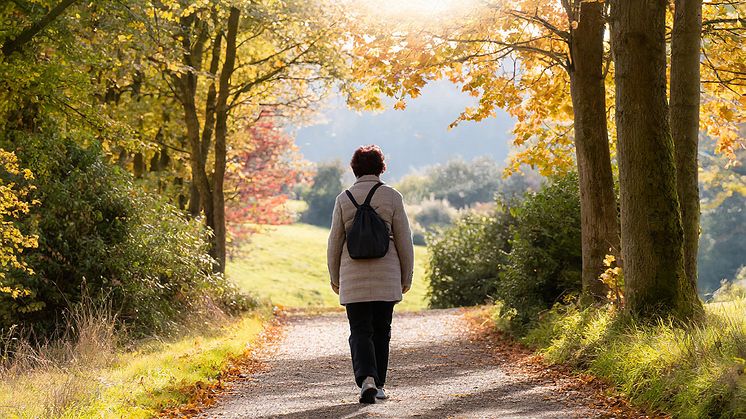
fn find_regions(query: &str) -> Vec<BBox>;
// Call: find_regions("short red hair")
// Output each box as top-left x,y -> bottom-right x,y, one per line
350,145 -> 386,177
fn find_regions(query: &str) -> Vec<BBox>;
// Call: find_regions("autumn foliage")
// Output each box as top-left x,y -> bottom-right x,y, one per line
224,117 -> 310,250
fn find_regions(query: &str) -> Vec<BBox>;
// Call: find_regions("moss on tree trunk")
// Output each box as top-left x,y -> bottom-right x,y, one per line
610,0 -> 702,321
568,1 -> 620,302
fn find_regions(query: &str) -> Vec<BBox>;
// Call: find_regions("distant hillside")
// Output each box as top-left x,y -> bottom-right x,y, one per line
293,80 -> 516,181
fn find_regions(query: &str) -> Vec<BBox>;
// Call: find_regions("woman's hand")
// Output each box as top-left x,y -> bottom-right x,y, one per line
402,285 -> 410,294
331,283 -> 340,295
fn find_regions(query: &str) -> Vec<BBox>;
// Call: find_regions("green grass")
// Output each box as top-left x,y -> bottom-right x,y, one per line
227,223 -> 431,311
0,311 -> 270,419
513,300 -> 746,418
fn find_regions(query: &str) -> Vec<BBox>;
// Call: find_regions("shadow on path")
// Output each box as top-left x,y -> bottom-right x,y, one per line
197,309 -> 602,419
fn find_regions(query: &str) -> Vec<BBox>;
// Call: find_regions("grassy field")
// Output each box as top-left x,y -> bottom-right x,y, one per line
227,223 -> 431,311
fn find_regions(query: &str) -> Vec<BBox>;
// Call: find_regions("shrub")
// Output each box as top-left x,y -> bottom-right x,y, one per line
712,266 -> 746,302
497,173 -> 582,329
410,198 -> 458,245
395,173 -> 432,204
1,134 -> 251,337
415,198 -> 457,228
426,208 -> 515,308
301,162 -> 344,227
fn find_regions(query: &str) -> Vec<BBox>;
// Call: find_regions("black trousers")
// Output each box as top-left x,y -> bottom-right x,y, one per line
345,300 -> 395,388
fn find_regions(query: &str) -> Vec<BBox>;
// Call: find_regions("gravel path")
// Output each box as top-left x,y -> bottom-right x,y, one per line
197,308 -> 607,418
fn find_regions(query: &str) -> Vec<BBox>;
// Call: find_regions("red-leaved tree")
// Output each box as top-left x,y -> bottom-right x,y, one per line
224,116 -> 310,255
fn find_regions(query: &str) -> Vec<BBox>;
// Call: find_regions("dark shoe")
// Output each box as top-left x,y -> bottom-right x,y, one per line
376,387 -> 388,400
359,376 -> 377,404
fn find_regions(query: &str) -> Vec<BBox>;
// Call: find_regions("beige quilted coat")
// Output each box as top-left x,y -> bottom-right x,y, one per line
327,175 -> 415,305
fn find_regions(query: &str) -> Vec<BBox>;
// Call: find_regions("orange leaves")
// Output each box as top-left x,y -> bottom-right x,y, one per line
700,1 -> 746,163
716,104 -> 735,122
345,0 -> 580,174
346,0 -> 744,176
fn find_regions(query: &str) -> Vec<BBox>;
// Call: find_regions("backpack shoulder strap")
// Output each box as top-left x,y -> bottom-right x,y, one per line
363,182 -> 384,206
345,190 -> 359,209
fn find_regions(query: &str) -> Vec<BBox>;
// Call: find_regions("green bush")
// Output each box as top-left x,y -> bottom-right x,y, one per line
1,134 -> 251,337
395,173 -> 431,204
497,173 -> 582,329
426,208 -> 515,308
411,198 -> 458,245
301,162 -> 344,227
712,266 -> 746,302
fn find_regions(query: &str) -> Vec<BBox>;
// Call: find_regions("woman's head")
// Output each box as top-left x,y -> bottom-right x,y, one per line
350,145 -> 386,177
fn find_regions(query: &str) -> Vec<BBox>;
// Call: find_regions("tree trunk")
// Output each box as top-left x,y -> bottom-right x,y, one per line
670,0 -> 702,290
175,15 -> 222,269
568,1 -> 620,302
182,86 -> 214,225
610,0 -> 702,320
2,0 -> 80,56
185,32 -> 220,221
133,152 -> 145,178
202,34 -> 222,161
211,7 -> 240,273
188,182 -> 201,217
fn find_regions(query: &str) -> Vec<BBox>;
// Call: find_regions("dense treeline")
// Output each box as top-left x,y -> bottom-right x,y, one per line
1,119 -> 251,336
0,0 -> 344,338
300,157 -> 541,244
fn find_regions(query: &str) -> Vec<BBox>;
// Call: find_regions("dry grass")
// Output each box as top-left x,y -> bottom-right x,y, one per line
0,301 -> 117,418
0,299 -> 269,419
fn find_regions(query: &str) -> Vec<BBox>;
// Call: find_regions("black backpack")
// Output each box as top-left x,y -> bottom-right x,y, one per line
345,182 -> 390,259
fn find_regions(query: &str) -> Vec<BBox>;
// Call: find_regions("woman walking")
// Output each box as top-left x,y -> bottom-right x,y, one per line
327,145 -> 415,404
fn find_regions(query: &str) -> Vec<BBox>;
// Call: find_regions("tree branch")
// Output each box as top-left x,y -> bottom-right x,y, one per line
509,9 -> 571,41
2,0 -> 80,56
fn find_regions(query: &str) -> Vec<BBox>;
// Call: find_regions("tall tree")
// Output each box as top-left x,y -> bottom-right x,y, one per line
141,1 -> 345,272
349,0 -> 619,301
610,0 -> 702,320
566,0 -> 620,301
210,6 -> 240,271
670,0 -> 703,290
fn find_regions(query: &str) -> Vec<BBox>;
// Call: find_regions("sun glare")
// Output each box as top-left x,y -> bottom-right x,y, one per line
353,0 -> 467,19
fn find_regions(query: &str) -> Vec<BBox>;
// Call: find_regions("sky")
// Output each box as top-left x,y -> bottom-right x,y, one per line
292,80 -> 517,182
